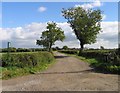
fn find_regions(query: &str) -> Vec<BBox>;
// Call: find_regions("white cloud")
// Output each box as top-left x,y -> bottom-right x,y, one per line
0,23 -> 47,48
0,21 -> 118,49
85,21 -> 118,49
0,28 -> 11,40
85,39 -> 117,49
38,6 -> 47,12
75,0 -> 102,9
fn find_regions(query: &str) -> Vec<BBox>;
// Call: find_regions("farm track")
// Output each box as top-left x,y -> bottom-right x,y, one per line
1,52 -> 119,91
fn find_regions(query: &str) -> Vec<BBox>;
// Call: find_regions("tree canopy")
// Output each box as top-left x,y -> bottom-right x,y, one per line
36,22 -> 65,52
62,7 -> 102,53
62,46 -> 69,50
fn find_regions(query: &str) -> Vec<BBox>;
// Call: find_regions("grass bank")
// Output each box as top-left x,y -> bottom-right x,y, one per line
59,50 -> 120,74
1,52 -> 55,79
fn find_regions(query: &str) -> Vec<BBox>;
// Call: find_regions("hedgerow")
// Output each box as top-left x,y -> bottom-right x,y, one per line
2,52 -> 54,67
58,50 -> 78,55
1,52 -> 55,79
59,49 -> 120,74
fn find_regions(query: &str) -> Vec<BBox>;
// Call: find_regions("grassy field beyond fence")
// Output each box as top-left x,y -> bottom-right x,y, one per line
1,52 -> 55,79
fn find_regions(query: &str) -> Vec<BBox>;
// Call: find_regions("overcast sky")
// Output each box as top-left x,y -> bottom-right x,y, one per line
1,1 -> 119,49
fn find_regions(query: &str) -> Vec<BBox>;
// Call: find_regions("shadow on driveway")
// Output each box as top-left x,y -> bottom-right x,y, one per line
38,69 -> 94,75
54,55 -> 69,59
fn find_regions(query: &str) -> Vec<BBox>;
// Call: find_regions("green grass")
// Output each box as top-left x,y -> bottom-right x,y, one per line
1,52 -> 56,80
76,56 -> 98,64
60,52 -> 120,74
64,53 -> 98,64
1,60 -> 55,80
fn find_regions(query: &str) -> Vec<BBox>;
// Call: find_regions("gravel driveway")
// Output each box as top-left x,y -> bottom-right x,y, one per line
2,52 -> 119,91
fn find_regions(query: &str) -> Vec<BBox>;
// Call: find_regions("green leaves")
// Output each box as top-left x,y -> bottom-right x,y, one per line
62,7 -> 102,49
2,52 -> 55,79
36,22 -> 65,52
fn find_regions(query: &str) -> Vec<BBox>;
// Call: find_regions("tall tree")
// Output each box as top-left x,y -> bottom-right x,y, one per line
62,7 -> 102,54
36,22 -> 65,52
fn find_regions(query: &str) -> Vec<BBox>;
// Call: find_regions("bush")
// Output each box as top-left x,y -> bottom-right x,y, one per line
80,50 -> 120,74
1,52 -> 55,79
59,50 -> 78,54
2,52 -> 54,68
106,65 -> 120,74
59,49 -> 120,74
0,48 -> 48,53
16,48 -> 32,52
62,46 -> 69,50
79,50 -> 119,62
34,48 -> 47,52
1,47 -> 17,52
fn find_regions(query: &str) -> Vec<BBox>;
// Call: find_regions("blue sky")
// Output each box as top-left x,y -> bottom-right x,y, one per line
1,1 -> 118,49
2,2 -> 118,28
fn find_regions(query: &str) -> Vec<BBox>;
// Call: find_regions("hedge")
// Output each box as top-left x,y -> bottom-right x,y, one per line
0,48 -> 47,53
58,50 -> 78,55
79,50 -> 120,66
2,52 -> 54,68
59,49 -> 120,74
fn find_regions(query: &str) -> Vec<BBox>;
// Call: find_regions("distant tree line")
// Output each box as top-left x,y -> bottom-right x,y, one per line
0,46 -> 75,53
0,46 -> 117,53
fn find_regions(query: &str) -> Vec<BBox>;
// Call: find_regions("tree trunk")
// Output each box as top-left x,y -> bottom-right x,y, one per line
48,42 -> 52,52
79,42 -> 84,56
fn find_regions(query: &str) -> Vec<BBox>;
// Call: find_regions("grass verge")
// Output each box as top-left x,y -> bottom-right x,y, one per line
1,60 -> 55,80
59,52 -> 120,74
1,52 -> 56,80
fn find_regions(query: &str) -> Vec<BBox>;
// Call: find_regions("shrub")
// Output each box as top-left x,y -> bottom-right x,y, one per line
1,47 -> 17,52
16,48 -> 32,52
1,52 -> 55,79
80,50 -> 120,74
59,50 -> 78,54
2,52 -> 54,68
59,49 -> 120,74
62,46 -> 69,50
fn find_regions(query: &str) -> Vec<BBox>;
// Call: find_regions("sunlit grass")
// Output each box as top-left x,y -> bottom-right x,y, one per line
1,52 -> 55,80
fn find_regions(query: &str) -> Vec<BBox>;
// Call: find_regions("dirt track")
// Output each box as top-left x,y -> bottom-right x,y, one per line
2,52 -> 119,91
